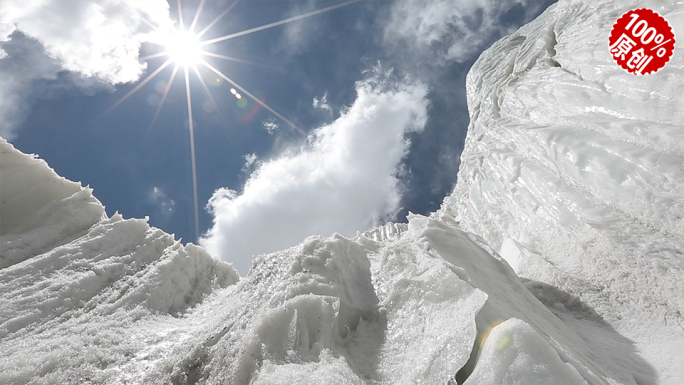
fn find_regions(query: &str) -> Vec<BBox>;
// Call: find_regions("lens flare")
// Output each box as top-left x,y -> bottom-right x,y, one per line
95,1 -> 357,241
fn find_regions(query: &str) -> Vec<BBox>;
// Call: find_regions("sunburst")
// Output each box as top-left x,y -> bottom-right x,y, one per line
99,0 -> 356,241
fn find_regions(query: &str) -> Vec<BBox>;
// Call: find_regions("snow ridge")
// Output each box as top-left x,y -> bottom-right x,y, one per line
1,138 -> 239,383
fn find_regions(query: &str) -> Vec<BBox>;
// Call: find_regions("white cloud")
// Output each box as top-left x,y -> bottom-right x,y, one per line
0,34 -> 62,139
148,186 -> 175,217
384,0 -> 525,63
280,1 -> 319,55
0,0 -> 172,83
313,93 -> 332,114
242,153 -> 258,173
201,78 -> 428,274
262,120 -> 279,135
0,0 -> 174,140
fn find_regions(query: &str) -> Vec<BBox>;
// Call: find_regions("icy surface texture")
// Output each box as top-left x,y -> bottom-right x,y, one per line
1,138 -> 617,383
465,319 -> 587,385
1,199 -> 609,383
438,0 -> 683,382
0,138 -> 100,268
0,138 -> 240,383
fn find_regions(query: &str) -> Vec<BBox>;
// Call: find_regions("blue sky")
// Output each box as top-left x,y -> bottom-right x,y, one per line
1,0 -> 552,273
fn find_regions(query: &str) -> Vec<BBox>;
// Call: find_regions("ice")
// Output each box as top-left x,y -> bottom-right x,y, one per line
0,137 -> 240,384
2,0 -> 682,383
0,139 -> 103,268
1,135 -> 611,384
465,318 -> 587,385
0,143 -> 615,383
439,0 -> 683,382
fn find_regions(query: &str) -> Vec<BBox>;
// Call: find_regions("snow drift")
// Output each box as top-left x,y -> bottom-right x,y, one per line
1,0 -> 682,384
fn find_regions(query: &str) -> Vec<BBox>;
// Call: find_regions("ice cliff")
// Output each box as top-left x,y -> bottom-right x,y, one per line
438,0 -> 683,382
1,1 -> 682,384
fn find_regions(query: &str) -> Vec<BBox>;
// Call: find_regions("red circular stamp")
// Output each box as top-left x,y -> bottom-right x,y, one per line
609,8 -> 676,75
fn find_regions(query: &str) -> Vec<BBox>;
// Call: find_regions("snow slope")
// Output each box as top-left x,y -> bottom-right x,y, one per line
2,0 -> 682,384
2,136 -> 620,384
0,138 -> 240,382
439,0 -> 683,383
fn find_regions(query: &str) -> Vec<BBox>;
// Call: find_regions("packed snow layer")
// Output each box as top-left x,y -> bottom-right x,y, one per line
3,137 -> 629,384
439,0 -> 683,383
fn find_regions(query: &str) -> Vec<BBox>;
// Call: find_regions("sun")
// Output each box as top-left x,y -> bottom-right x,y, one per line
165,29 -> 203,67
102,0 -> 356,241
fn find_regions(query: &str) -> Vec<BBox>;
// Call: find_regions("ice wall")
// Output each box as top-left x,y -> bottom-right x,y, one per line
439,0 -> 683,382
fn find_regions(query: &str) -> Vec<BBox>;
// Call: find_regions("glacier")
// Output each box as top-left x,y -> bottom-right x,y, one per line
1,1 -> 682,384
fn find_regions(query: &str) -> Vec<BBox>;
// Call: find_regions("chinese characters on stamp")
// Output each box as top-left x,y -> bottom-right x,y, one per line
609,8 -> 675,75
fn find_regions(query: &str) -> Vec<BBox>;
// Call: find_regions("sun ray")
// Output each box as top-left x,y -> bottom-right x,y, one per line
140,16 -> 162,33
201,1 -> 358,46
98,58 -> 173,120
140,51 -> 170,61
201,60 -> 305,135
202,52 -> 262,67
184,66 -> 201,242
191,65 -> 233,131
197,2 -> 238,38
189,0 -> 206,33
107,1 -> 351,241
176,0 -> 185,31
151,63 -> 180,128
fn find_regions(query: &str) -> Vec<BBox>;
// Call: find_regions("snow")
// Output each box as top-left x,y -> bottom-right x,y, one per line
465,318 -> 588,385
2,0 -> 682,384
0,143 -> 615,384
0,138 -> 240,383
439,0 -> 683,382
1,134 -> 612,384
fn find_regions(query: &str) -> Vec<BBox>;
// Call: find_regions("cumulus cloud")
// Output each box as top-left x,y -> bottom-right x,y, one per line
384,0 -> 526,63
0,33 -> 63,139
1,0 -> 172,82
201,78 -> 428,274
0,0 -> 173,139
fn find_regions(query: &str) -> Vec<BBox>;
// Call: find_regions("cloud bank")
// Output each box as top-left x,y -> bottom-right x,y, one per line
0,0 -> 173,139
201,78 -> 428,274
